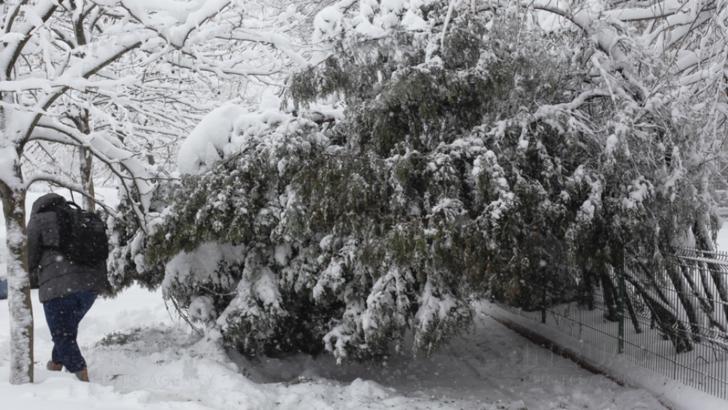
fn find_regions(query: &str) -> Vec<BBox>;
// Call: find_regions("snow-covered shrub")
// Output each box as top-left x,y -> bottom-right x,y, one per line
107,185 -> 171,293
120,3 -> 579,360
111,1 -> 721,358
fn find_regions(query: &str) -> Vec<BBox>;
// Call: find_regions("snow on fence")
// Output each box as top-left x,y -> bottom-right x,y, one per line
496,248 -> 728,400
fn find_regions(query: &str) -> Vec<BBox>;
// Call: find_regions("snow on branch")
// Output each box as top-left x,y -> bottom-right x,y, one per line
27,126 -> 79,145
603,0 -> 682,22
533,89 -> 610,120
18,32 -> 150,146
655,7 -> 716,51
167,0 -> 231,48
0,0 -> 57,77
220,30 -> 307,67
116,0 -> 231,49
34,117 -> 153,226
332,0 -> 358,13
24,172 -> 84,196
524,0 -> 632,64
0,77 -> 128,93
2,0 -> 30,34
24,172 -> 119,217
166,52 -> 282,79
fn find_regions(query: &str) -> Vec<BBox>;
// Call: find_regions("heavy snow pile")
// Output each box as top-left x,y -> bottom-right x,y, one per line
177,105 -> 303,175
313,0 -> 431,41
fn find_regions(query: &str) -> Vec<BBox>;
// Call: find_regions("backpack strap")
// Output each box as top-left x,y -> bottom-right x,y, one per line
39,207 -> 66,251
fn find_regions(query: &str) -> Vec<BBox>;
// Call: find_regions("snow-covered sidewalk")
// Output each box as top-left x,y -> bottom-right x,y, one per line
0,286 -> 666,410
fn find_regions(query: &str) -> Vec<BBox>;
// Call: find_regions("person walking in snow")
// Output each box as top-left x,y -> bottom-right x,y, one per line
27,193 -> 109,382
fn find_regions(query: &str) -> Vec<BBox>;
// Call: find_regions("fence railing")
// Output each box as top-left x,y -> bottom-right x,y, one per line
496,248 -> 728,400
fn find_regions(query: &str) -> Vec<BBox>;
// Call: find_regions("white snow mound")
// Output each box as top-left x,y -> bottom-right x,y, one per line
177,104 -> 297,175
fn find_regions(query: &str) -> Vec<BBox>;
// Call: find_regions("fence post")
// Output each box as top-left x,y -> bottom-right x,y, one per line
616,250 -> 626,354
541,266 -> 547,324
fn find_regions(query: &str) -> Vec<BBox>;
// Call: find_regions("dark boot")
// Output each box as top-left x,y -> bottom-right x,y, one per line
75,368 -> 89,382
46,361 -> 63,371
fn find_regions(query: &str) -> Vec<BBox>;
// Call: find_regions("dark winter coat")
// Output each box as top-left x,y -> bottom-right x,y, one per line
27,193 -> 108,303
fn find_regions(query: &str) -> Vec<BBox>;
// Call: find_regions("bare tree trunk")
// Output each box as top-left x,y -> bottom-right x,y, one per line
665,263 -> 702,342
1,180 -> 34,384
70,111 -> 95,211
578,268 -> 595,310
694,217 -> 728,320
603,265 -> 642,333
79,147 -> 95,211
600,270 -> 619,322
627,275 -> 693,353
622,285 -> 642,334
1,87 -> 34,383
680,263 -> 726,333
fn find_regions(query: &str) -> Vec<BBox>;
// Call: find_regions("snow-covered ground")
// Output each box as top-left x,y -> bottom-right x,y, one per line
0,286 -> 667,410
0,191 -> 721,409
486,302 -> 728,410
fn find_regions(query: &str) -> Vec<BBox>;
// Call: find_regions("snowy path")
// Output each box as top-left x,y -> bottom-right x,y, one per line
0,287 -> 666,410
0,190 -> 719,409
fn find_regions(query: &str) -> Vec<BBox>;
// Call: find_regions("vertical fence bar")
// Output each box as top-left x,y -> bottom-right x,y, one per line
616,251 -> 626,354
541,267 -> 547,324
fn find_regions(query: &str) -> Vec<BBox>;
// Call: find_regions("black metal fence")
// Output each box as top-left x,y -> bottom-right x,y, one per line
496,248 -> 728,400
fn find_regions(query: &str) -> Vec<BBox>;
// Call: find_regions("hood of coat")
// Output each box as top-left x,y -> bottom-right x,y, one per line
31,193 -> 66,215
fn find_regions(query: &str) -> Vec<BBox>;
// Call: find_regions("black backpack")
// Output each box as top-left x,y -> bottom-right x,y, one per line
54,202 -> 109,266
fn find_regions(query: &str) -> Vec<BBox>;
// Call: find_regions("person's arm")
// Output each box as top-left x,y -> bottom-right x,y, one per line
26,216 -> 41,287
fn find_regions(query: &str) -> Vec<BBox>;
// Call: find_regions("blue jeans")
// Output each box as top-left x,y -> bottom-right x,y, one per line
43,291 -> 96,372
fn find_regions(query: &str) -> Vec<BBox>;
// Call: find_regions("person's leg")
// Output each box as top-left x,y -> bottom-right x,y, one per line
43,291 -> 98,379
62,291 -> 97,374
67,291 -> 97,381
45,336 -> 63,371
51,344 -> 60,364
75,291 -> 96,320
47,344 -> 63,371
43,296 -> 77,372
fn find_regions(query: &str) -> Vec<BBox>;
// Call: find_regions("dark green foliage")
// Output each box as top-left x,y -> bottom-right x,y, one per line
107,188 -> 168,293
128,5 -> 587,358
110,2 -> 719,358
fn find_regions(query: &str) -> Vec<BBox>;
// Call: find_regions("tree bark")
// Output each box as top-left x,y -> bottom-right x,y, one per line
680,262 -> 726,333
69,15 -> 96,212
578,268 -> 596,310
600,270 -> 619,322
626,274 -> 693,353
622,285 -> 642,334
1,182 -> 33,384
79,147 -> 95,211
603,265 -> 642,334
665,263 -> 702,342
70,111 -> 95,211
694,218 -> 728,320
